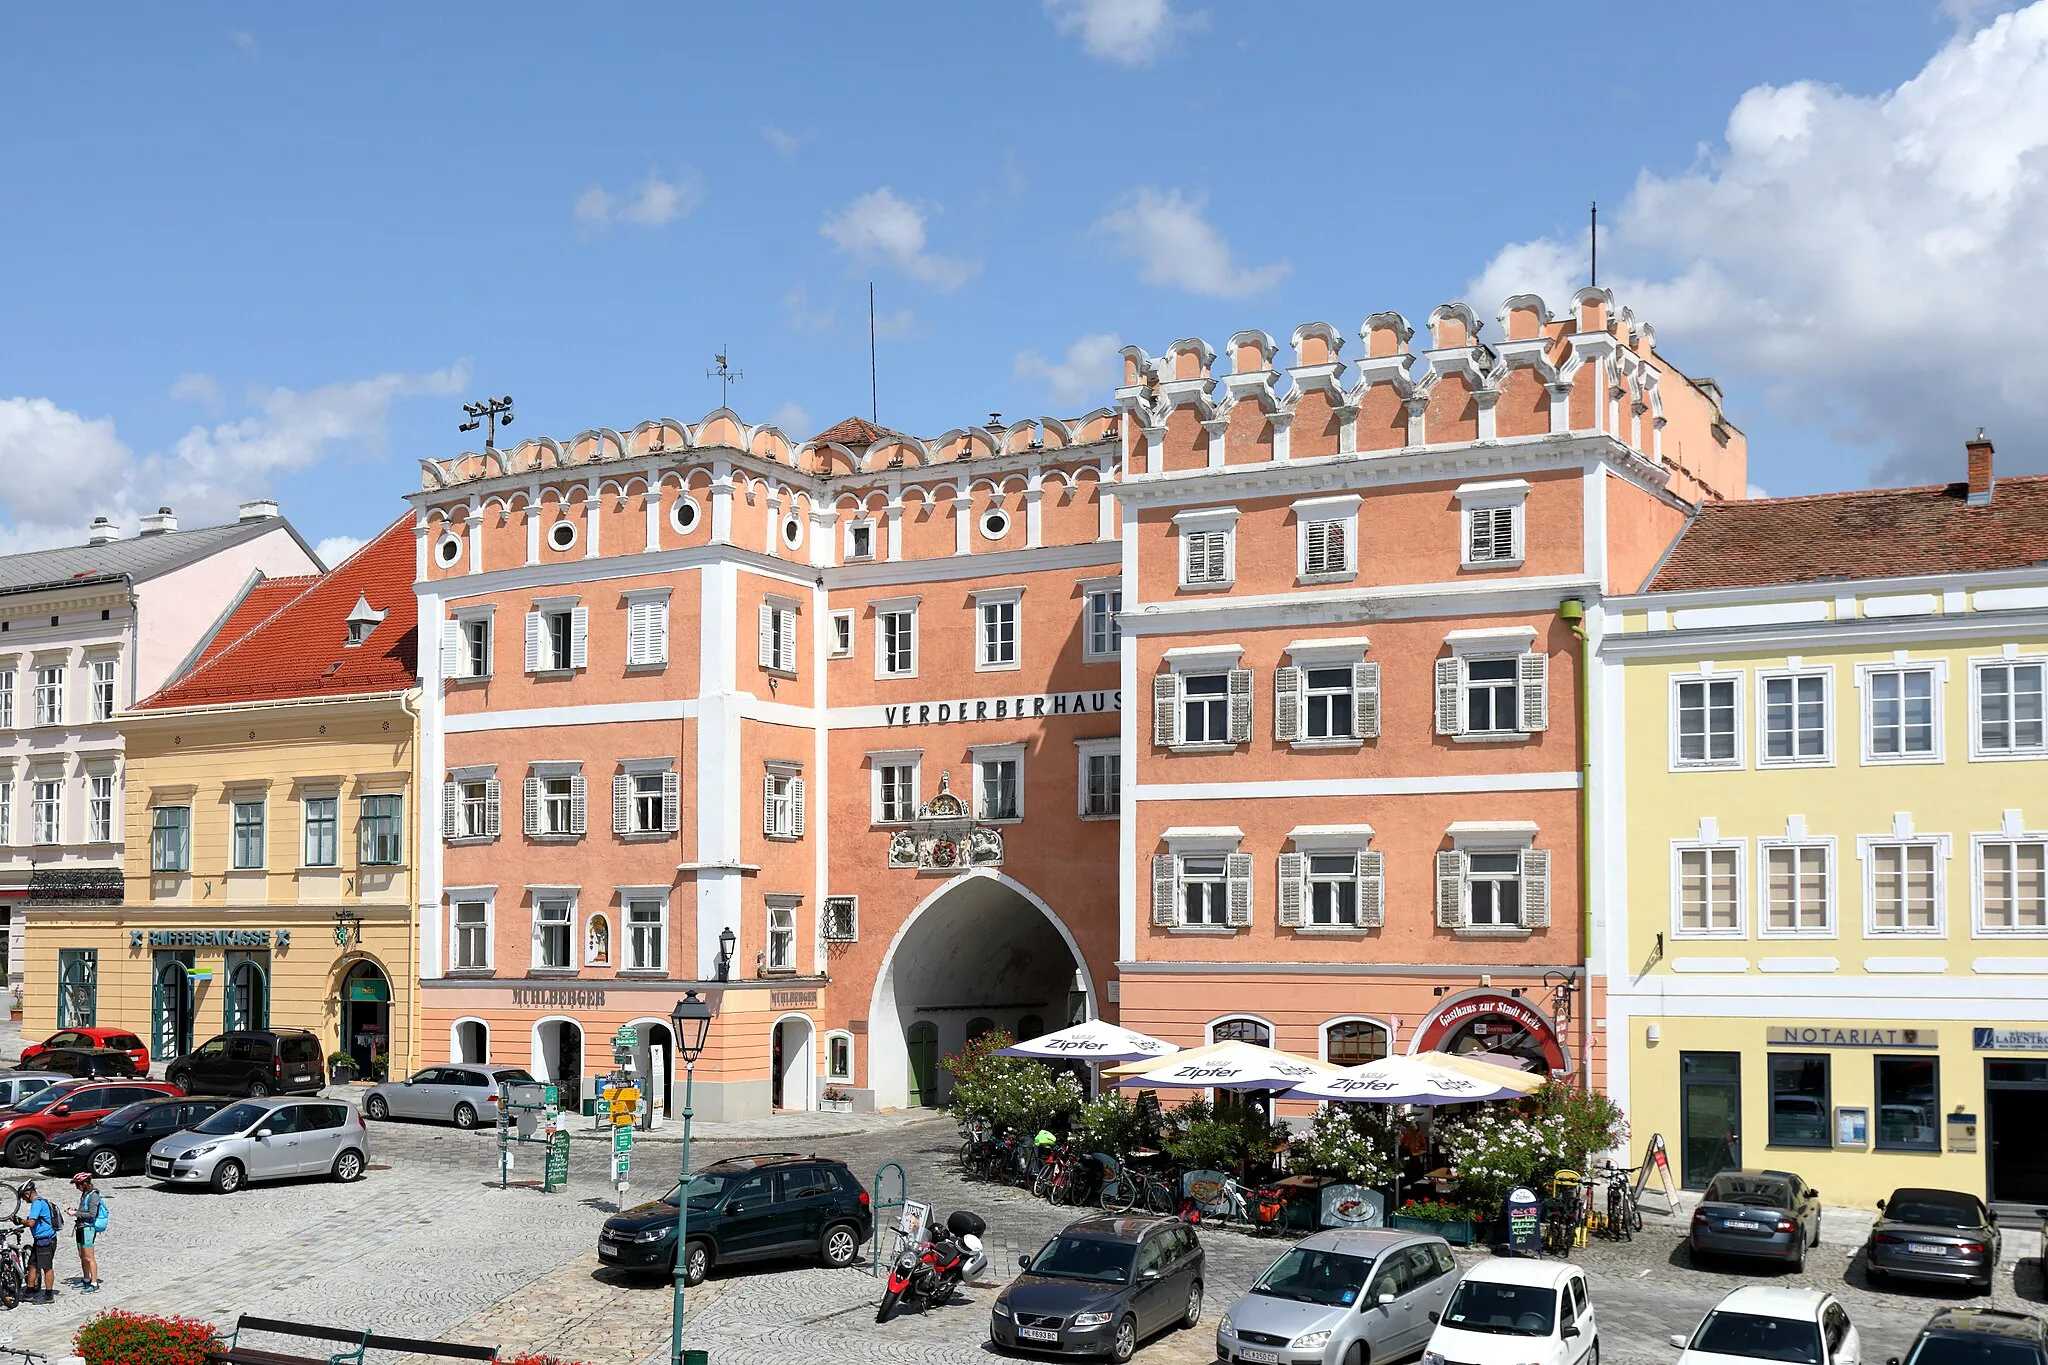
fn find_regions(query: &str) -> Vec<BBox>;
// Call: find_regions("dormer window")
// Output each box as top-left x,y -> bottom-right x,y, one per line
344,594 -> 387,648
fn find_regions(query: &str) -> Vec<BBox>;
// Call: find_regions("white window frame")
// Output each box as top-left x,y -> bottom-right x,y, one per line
444,607 -> 495,681
618,759 -> 678,836
1280,825 -> 1382,935
1441,823 -> 1544,936
971,742 -> 1025,823
33,664 -> 63,727
1972,827 -> 2048,938
873,596 -> 920,680
978,505 -> 1012,543
529,762 -> 587,839
89,656 -> 117,723
86,771 -> 115,845
1438,628 -> 1545,742
827,610 -> 854,660
1157,645 -> 1252,750
1456,479 -> 1528,568
0,774 -> 11,847
31,776 -> 62,846
1075,737 -> 1120,820
546,517 -> 579,553
869,750 -> 921,826
1856,833 -> 1950,938
1970,653 -> 2048,762
1294,494 -> 1360,584
526,598 -> 588,675
1280,639 -> 1378,748
1081,577 -> 1122,664
446,887 -> 496,972
435,531 -> 464,567
1670,836 -> 1747,939
1174,507 -> 1238,590
760,597 -> 800,676
1856,659 -> 1947,766
764,894 -> 800,975
1669,668 -> 1745,772
1757,835 -> 1839,939
528,885 -> 579,972
844,518 -> 877,563
1154,828 -> 1250,934
623,587 -> 671,669
0,668 -> 14,730
763,761 -> 805,840
972,586 -> 1023,673
619,887 -> 669,973
824,1029 -> 855,1082
300,790 -> 340,867
1756,666 -> 1835,769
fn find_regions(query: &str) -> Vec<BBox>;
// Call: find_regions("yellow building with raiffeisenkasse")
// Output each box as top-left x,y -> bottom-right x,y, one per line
1596,437 -> 2048,1210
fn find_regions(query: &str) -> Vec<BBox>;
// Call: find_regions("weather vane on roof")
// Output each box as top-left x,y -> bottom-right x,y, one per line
459,396 -> 515,450
708,349 -> 743,407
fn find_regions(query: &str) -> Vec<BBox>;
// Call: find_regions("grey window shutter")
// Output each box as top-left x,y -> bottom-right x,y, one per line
1277,851 -> 1306,927
763,778 -> 777,837
569,776 -> 588,834
569,606 -> 589,669
650,601 -> 668,663
1354,661 -> 1381,738
441,781 -> 459,839
525,611 -> 544,673
1436,850 -> 1468,928
662,771 -> 681,832
1273,666 -> 1303,742
1151,854 -> 1179,927
1227,668 -> 1253,743
1207,532 -> 1227,581
523,777 -> 541,836
612,775 -> 632,834
777,615 -> 797,674
1493,506 -> 1517,559
1467,508 -> 1491,561
1521,848 -> 1551,927
790,777 -> 805,838
483,779 -> 501,837
1152,674 -> 1181,747
440,621 -> 462,678
1434,657 -> 1464,735
1518,651 -> 1550,732
758,604 -> 775,669
1326,518 -> 1347,572
1225,852 -> 1254,926
1358,850 -> 1385,928
626,602 -> 648,665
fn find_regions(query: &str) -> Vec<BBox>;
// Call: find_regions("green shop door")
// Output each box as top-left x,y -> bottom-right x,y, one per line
1680,1051 -> 1743,1190
906,1022 -> 938,1107
150,950 -> 195,1061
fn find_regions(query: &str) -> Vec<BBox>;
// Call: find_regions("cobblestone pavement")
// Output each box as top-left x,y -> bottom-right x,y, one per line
0,1095 -> 2036,1365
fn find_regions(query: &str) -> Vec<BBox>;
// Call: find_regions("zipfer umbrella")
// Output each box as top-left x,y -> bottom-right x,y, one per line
1114,1040 -> 1337,1092
1283,1052 -> 1530,1105
992,1019 -> 1180,1065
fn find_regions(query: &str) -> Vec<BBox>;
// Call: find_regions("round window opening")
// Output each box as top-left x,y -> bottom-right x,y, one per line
548,520 -> 577,552
434,534 -> 463,567
980,510 -> 1009,541
671,497 -> 700,534
781,516 -> 802,548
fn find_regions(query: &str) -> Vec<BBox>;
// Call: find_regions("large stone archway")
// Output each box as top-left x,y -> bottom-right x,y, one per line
867,870 -> 1093,1110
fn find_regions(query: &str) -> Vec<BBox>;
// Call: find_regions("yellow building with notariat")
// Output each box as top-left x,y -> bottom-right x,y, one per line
1595,441 -> 2048,1209
25,517 -> 422,1081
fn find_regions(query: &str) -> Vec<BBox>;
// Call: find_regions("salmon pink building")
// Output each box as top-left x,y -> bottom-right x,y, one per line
410,287 -> 1745,1120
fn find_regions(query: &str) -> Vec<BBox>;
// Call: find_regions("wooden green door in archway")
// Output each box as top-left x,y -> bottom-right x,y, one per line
906,1022 -> 938,1107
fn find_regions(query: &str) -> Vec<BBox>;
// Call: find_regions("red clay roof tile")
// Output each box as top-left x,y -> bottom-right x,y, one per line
190,575 -> 322,669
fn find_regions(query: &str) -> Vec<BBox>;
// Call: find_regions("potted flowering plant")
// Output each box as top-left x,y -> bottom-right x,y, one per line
1389,1198 -> 1481,1244
820,1085 -> 853,1113
328,1051 -> 359,1083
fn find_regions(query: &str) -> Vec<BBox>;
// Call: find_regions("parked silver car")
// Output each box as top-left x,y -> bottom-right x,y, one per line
0,1072 -> 64,1111
362,1064 -> 535,1129
1218,1229 -> 1463,1365
146,1097 -> 369,1193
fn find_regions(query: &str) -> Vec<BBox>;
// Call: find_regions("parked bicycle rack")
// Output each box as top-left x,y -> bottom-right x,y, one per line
869,1160 -> 908,1277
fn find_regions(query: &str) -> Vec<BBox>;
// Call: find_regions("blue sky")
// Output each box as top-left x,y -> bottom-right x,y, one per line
4,2 -> 2044,563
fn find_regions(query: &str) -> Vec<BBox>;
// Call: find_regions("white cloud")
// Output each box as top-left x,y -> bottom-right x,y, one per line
1096,187 -> 1289,298
0,364 -> 467,555
1044,0 -> 1200,65
760,125 -> 805,159
227,28 -> 259,57
314,535 -> 366,569
764,402 -> 811,437
574,170 -> 702,228
782,283 -> 835,335
874,308 -> 917,341
169,372 -> 224,411
1470,2 -> 2048,484
821,188 -> 979,291
1015,332 -> 1122,408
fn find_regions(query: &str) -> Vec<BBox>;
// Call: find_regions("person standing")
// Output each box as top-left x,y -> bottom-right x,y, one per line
70,1174 -> 102,1292
12,1181 -> 58,1303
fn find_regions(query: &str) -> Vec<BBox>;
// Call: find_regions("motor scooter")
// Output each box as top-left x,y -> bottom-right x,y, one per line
876,1209 -> 988,1323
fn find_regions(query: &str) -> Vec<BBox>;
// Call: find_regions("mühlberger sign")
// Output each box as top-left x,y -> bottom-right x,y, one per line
1767,1025 -> 1937,1048
881,690 -> 1120,728
511,987 -> 607,1009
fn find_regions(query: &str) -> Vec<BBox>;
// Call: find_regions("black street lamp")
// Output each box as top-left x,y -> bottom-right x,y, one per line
668,989 -> 714,1365
715,926 -> 736,982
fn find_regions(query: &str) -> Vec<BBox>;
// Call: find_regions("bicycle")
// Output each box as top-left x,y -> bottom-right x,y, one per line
0,1228 -> 30,1310
1184,1174 -> 1290,1235
1596,1161 -> 1644,1241
1032,1144 -> 1090,1205
1098,1153 -> 1178,1215
1542,1169 -> 1587,1256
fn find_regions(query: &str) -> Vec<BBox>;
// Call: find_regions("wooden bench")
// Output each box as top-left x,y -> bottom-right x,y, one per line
207,1317 -> 498,1365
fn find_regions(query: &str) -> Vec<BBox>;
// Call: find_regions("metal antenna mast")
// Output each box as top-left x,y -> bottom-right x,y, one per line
707,349 -> 743,407
459,396 -> 516,450
1590,200 -> 1598,288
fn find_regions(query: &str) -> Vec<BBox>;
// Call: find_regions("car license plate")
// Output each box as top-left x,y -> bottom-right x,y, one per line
598,1245 -> 618,1260
294,1074 -> 310,1082
1725,1219 -> 1762,1231
1241,1351 -> 1279,1364
1908,1243 -> 1947,1256
1019,1328 -> 1059,1343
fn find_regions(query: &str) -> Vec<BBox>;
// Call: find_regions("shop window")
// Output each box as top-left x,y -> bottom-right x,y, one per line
1768,1054 -> 1830,1148
1212,1017 -> 1271,1046
1875,1055 -> 1939,1153
57,949 -> 96,1028
1324,1019 -> 1388,1068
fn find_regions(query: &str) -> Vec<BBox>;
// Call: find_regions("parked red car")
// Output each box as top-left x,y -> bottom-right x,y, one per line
0,1078 -> 182,1167
20,1029 -> 149,1074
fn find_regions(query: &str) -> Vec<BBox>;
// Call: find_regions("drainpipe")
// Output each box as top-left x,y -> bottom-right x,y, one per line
399,687 -> 423,1078
1558,598 -> 1592,1093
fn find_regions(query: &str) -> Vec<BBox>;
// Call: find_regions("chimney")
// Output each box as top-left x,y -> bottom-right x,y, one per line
1966,429 -> 1995,506
138,506 -> 178,536
238,499 -> 279,523
85,516 -> 117,546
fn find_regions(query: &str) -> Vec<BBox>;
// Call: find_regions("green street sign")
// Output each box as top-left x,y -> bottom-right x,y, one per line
542,1084 -> 559,1108
544,1131 -> 571,1188
613,1128 -> 634,1153
615,1026 -> 639,1048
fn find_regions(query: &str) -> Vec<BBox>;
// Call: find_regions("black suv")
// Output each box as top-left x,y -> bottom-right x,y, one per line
598,1153 -> 872,1286
22,1048 -> 144,1079
164,1030 -> 326,1096
1889,1309 -> 2048,1365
